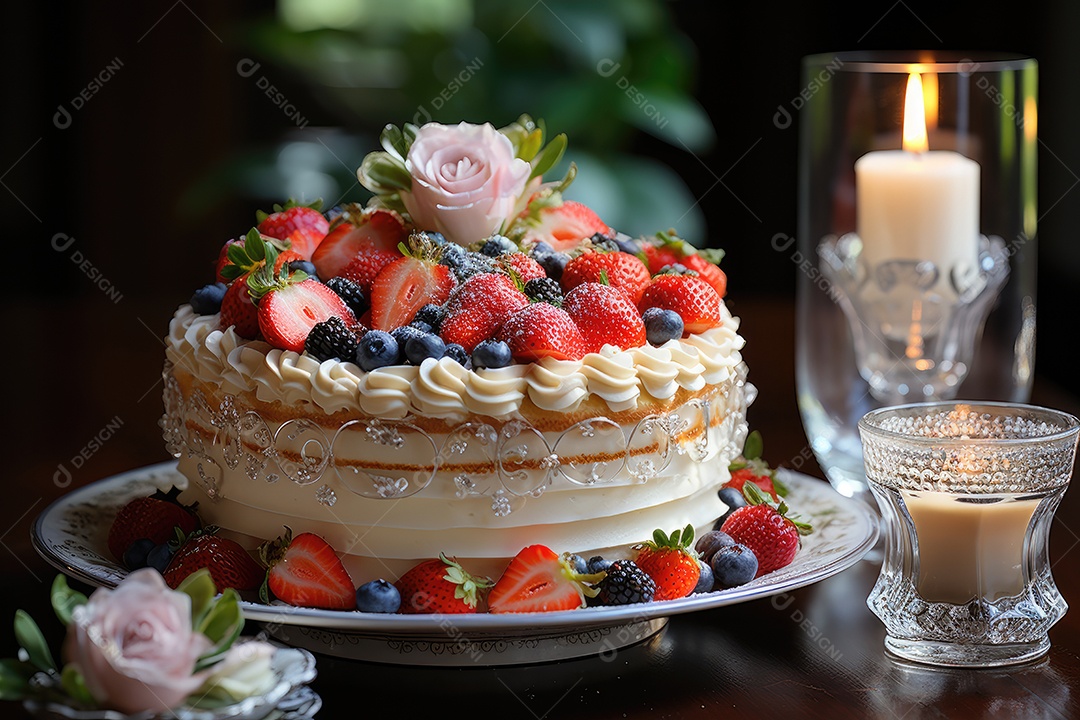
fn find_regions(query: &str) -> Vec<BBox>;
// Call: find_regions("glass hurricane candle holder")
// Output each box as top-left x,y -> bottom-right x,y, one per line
859,401 -> 1079,667
795,52 -> 1038,501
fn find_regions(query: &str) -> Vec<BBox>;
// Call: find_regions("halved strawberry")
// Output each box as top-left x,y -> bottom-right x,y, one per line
311,205 -> 408,280
517,200 -> 613,253
638,274 -> 724,335
257,201 -> 329,259
339,247 -> 402,293
563,282 -> 646,354
561,250 -> 652,304
395,554 -> 493,614
259,528 -> 356,610
257,279 -> 356,352
499,302 -> 586,362
488,545 -> 602,614
369,239 -> 455,330
440,273 -> 529,352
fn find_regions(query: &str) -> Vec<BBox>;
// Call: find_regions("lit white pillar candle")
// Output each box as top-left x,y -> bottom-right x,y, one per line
855,73 -> 981,282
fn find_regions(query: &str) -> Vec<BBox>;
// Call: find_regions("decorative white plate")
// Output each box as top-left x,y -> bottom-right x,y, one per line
32,462 -> 877,666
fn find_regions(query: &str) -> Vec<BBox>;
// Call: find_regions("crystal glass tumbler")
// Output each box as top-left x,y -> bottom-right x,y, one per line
860,402 -> 1079,667
795,52 -> 1038,501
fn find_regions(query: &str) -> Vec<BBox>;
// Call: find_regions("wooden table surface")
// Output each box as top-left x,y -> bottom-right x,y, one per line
4,296 -> 1080,719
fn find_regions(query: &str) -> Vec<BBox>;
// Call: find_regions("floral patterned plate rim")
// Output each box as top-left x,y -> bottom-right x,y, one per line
32,462 -> 877,634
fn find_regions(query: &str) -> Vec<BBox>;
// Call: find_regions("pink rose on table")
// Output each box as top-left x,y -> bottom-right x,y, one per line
62,569 -> 211,714
402,121 -> 532,246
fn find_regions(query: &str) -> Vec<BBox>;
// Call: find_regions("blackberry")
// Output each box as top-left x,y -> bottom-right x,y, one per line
305,316 -> 359,363
479,235 -> 516,257
523,277 -> 563,306
414,303 -> 444,332
441,246 -> 494,282
596,560 -> 655,606
325,277 -> 368,319
589,233 -> 619,253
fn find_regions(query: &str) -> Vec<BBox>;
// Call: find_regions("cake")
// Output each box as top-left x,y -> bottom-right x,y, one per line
161,116 -> 751,583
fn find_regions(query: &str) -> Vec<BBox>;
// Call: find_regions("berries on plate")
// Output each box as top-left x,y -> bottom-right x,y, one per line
487,545 -> 603,614
595,559 -> 655,606
724,431 -> 788,502
440,273 -> 528,352
395,554 -> 492,614
720,484 -> 813,578
563,282 -> 647,354
355,579 -> 402,614
163,527 -> 264,592
561,250 -> 651,304
692,559 -> 715,594
516,199 -> 614,253
710,543 -> 758,588
694,530 -> 735,565
715,487 -> 747,529
311,205 -> 408,280
499,301 -> 586,362
108,486 -> 199,562
638,272 -> 724,335
256,199 -> 330,259
633,524 -> 701,602
122,538 -> 157,570
259,527 -> 356,610
523,277 -> 563,306
369,237 -> 456,331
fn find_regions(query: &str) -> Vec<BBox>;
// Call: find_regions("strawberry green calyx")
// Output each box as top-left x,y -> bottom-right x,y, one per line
398,232 -> 445,264
742,484 -> 813,536
244,239 -> 308,303
221,228 -> 293,282
728,431 -> 789,497
638,524 -> 697,557
698,247 -> 726,266
557,553 -> 606,599
257,526 -> 293,604
438,553 -> 493,609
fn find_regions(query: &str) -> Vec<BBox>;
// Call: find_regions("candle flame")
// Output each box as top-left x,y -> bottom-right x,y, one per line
903,72 -> 929,153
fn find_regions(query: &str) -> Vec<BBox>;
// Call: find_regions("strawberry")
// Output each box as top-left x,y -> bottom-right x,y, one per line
256,200 -> 329,260
259,528 -> 356,610
681,253 -> 727,299
641,231 -> 727,298
257,278 -> 356,352
218,229 -> 290,283
488,545 -> 603,614
517,200 -> 614,253
638,273 -> 724,335
311,205 -> 408,280
107,487 -> 199,562
726,468 -> 781,503
561,251 -> 651,304
219,280 -> 261,339
498,253 -> 546,284
499,302 -> 586,362
720,484 -> 813,577
395,554 -> 492,614
273,248 -> 306,274
563,282 -> 646,354
163,527 -> 264,592
634,524 -> 701,602
215,238 -> 244,283
725,430 -> 787,502
369,239 -> 456,330
339,247 -> 402,292
642,242 -> 682,275
439,273 -> 529,352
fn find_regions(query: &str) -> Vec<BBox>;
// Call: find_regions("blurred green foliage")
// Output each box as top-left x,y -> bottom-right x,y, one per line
196,0 -> 716,242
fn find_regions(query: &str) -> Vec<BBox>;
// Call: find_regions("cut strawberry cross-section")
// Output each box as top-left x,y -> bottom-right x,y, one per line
369,236 -> 456,330
311,205 -> 408,280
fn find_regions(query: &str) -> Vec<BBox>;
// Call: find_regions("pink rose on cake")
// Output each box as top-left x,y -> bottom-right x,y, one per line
63,569 -> 211,713
401,122 -> 532,246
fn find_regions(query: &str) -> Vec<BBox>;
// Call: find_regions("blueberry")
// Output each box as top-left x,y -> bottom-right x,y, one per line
355,579 -> 401,613
471,339 -> 512,369
405,333 -> 446,365
357,330 -> 400,371
325,205 -> 346,222
189,283 -> 227,315
643,307 -> 684,346
529,240 -> 555,257
694,530 -> 735,564
692,559 -> 715,594
586,555 -> 613,574
710,543 -> 758,588
414,304 -> 444,331
536,251 -> 569,281
409,320 -> 433,334
391,326 -> 426,362
123,538 -> 156,570
480,235 -> 516,257
565,554 -> 588,574
613,233 -> 641,256
715,486 -> 747,528
425,232 -> 448,246
588,233 -> 619,252
443,343 -> 469,366
146,543 -> 175,574
288,260 -> 319,281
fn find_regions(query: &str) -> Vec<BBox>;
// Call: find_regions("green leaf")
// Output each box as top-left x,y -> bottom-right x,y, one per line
518,129 -> 544,162
773,473 -> 791,498
682,523 -> 695,547
380,124 -> 410,161
177,569 -> 216,628
226,243 -> 250,268
357,152 -> 412,194
197,589 -> 243,651
743,430 -> 763,461
246,230 -> 266,262
698,247 -> 726,265
652,528 -> 666,547
0,659 -> 32,701
254,209 -> 269,223
554,162 -> 577,194
50,575 -> 87,626
14,611 -> 55,672
60,664 -> 96,707
402,123 -> 419,146
221,264 -> 245,282
529,133 -> 567,181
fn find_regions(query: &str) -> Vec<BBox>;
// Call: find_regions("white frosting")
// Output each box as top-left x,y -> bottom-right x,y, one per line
166,302 -> 745,420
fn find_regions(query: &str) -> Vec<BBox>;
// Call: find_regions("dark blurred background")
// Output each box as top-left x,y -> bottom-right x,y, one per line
4,0 -> 1078,479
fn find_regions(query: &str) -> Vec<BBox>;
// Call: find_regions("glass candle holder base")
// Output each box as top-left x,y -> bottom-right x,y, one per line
884,635 -> 1050,668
